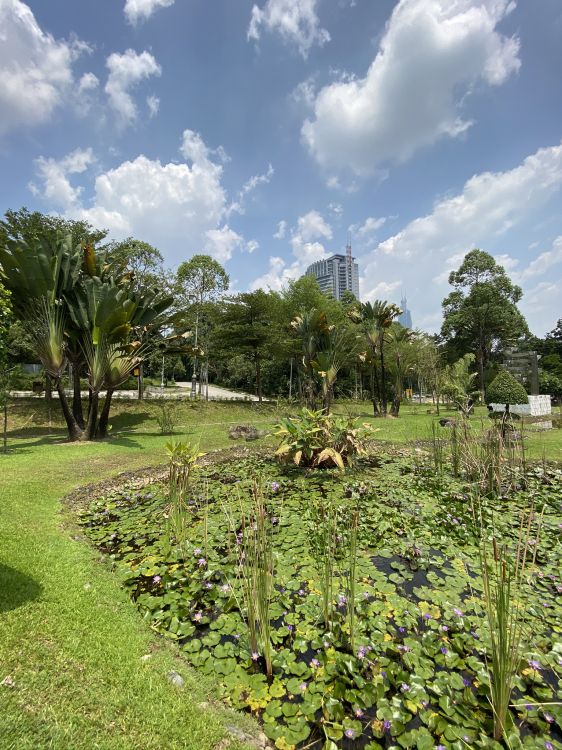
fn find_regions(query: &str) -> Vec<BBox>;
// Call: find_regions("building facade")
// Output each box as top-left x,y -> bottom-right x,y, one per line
305,254 -> 360,300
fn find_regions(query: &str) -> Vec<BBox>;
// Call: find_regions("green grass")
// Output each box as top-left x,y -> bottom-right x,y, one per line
1,397 -> 560,750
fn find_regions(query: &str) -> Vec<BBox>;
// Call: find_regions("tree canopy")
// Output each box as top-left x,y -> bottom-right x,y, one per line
487,369 -> 528,407
441,249 -> 529,400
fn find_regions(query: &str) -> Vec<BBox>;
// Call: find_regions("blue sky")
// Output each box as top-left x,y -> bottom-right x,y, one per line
0,0 -> 561,336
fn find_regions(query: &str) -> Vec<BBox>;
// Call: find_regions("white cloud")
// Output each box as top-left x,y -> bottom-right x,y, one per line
302,0 -> 520,175
30,148 -> 95,209
124,0 -> 175,25
248,0 -> 330,58
0,0 -> 89,136
226,163 -> 274,216
328,202 -> 343,218
358,141 -> 562,334
273,220 -> 287,239
204,226 -> 244,263
362,279 -> 402,301
246,239 -> 260,254
105,49 -> 161,126
251,210 -> 331,291
350,216 -> 386,238
294,209 -> 332,243
515,236 -> 562,281
146,95 -> 160,118
78,72 -> 99,94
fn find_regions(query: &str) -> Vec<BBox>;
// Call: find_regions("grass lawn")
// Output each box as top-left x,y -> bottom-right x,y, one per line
1,397 -> 560,749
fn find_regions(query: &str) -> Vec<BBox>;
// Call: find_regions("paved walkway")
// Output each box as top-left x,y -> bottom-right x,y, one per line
10,383 -> 260,402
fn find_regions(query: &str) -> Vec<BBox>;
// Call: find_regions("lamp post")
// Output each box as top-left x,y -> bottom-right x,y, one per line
191,307 -> 199,397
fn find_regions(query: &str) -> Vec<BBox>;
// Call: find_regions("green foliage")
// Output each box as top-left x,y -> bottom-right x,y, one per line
487,369 -> 528,406
441,250 -> 529,395
0,280 -> 11,365
442,353 -> 479,415
274,408 -> 372,470
80,452 -> 562,749
153,401 -> 179,434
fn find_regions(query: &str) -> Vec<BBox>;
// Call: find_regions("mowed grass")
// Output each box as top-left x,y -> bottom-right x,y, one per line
1,397 -> 560,750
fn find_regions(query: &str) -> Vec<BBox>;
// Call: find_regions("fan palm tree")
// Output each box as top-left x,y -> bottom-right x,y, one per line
291,309 -> 331,408
352,300 -> 402,416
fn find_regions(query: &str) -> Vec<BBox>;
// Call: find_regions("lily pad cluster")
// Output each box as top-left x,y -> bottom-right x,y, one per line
79,456 -> 562,750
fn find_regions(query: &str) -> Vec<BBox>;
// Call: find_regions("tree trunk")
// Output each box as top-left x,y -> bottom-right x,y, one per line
55,378 -> 83,441
391,396 -> 401,416
255,349 -> 262,403
380,341 -> 387,416
72,362 -> 85,428
477,345 -> 485,405
97,389 -> 114,439
371,365 -> 380,416
83,391 -> 99,440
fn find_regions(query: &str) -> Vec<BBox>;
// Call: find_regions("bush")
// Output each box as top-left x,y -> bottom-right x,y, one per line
274,408 -> 373,471
487,370 -> 528,409
153,401 -> 178,434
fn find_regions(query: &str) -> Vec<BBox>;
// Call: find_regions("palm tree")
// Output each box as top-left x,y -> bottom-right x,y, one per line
352,300 -> 402,416
291,309 -> 331,408
388,325 -> 416,416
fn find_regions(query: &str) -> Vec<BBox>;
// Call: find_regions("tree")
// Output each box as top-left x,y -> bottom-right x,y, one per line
0,231 -> 172,440
442,354 -> 479,417
1,207 -> 107,247
441,250 -> 529,402
103,237 -> 166,293
487,370 -> 528,434
387,324 -> 416,416
353,300 -> 402,416
215,290 -> 282,402
174,255 -> 229,394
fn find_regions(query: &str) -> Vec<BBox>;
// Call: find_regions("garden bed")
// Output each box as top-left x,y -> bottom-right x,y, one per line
77,450 -> 562,750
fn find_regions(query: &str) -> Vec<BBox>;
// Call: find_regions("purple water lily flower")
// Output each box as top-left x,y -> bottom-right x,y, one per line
528,659 -> 541,670
344,729 -> 355,739
152,575 -> 161,583
453,608 -> 464,617
463,677 -> 471,687
251,651 -> 259,661
544,713 -> 554,723
400,683 -> 410,692
310,658 -> 320,668
355,708 -> 364,718
299,682 -> 307,692
357,646 -> 367,660
441,625 -> 449,632
383,719 -> 391,731
440,647 -> 448,655
193,611 -> 203,622
545,743 -> 553,750
193,548 -> 202,555
423,613 -> 431,620
398,626 -> 406,633
197,558 -> 207,567
271,481 -> 280,492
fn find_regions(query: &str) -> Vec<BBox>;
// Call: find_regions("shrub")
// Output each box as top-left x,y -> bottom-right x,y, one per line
487,370 -> 528,415
274,408 -> 373,470
153,401 -> 178,434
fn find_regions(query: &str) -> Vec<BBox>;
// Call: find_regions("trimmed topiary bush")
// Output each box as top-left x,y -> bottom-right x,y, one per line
487,369 -> 528,415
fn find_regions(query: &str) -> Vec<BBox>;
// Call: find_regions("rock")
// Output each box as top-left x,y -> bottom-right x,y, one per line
213,741 -> 231,750
1,676 -> 16,688
439,418 -> 457,428
140,654 -> 152,662
228,424 -> 267,441
167,670 -> 185,688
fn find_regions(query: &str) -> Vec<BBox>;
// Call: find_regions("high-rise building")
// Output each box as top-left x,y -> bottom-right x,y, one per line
305,252 -> 360,301
398,295 -> 413,328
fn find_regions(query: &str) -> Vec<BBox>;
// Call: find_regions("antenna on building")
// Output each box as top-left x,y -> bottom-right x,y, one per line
346,232 -> 352,271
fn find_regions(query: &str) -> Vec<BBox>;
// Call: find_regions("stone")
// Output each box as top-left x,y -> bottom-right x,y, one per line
228,424 -> 267,441
1,676 -> 16,688
167,670 -> 185,688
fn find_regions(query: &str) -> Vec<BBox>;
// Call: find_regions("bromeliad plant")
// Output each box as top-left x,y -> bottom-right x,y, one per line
274,408 -> 373,471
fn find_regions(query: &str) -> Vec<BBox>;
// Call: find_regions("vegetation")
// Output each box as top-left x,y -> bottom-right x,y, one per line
441,250 -> 529,401
487,369 -> 529,413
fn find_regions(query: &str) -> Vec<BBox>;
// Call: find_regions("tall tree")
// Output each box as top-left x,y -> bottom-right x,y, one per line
1,208 -> 107,247
103,237 -> 166,293
174,255 -> 229,394
441,250 -> 529,402
215,290 -> 282,402
353,300 -> 402,416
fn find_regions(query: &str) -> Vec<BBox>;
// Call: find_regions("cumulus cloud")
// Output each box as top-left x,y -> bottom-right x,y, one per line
124,0 -> 175,25
350,216 -> 386,239
251,210 -> 331,291
302,0 -> 520,175
248,0 -> 330,58
0,0 -> 90,136
358,140 -> 562,333
105,49 -> 161,126
273,220 -> 287,239
29,148 -> 95,209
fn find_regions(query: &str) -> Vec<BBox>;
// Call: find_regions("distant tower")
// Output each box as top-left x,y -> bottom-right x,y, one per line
399,294 -> 413,328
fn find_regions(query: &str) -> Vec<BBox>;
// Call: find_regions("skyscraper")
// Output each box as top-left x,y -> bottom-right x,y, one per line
305,253 -> 360,300
398,295 -> 412,328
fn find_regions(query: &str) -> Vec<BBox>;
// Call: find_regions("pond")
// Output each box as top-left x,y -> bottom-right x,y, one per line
78,452 -> 562,750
